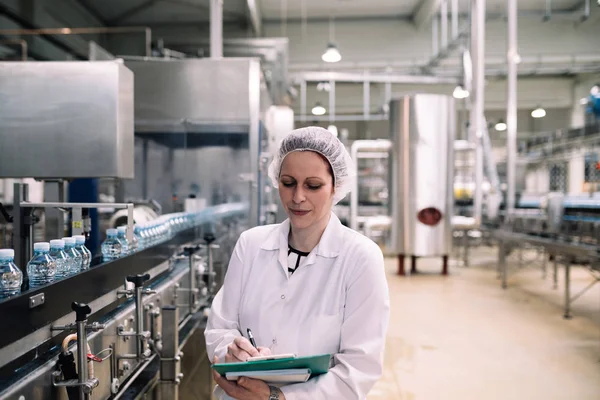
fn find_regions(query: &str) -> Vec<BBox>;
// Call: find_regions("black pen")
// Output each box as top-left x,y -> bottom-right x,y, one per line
247,328 -> 258,349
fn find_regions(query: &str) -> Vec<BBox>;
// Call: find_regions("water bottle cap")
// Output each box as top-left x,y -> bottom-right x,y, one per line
117,226 -> 127,233
34,242 -> 50,251
0,249 -> 14,258
62,237 -> 76,245
74,235 -> 86,244
50,239 -> 65,248
107,228 -> 118,236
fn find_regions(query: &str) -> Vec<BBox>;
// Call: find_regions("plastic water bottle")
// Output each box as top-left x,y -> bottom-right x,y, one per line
62,237 -> 83,274
49,240 -> 70,280
129,226 -> 139,253
134,225 -> 144,250
101,229 -> 122,262
74,235 -> 92,270
0,249 -> 23,298
27,242 -> 56,287
116,226 -> 130,255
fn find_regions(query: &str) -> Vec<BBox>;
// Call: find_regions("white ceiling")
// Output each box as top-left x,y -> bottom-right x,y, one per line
83,0 -> 585,26
258,0 -> 584,20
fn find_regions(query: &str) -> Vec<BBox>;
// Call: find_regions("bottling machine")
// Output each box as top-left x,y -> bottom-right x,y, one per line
0,57 -> 270,399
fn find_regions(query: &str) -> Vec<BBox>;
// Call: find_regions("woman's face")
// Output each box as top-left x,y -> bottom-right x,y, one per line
279,151 -> 335,230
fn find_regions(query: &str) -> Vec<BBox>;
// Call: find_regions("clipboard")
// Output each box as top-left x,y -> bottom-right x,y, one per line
212,353 -> 331,379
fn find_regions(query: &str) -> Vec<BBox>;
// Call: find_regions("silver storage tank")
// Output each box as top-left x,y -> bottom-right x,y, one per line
389,94 -> 456,275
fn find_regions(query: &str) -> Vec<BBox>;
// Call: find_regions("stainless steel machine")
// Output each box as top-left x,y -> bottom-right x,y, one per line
0,58 -> 260,400
389,94 -> 456,275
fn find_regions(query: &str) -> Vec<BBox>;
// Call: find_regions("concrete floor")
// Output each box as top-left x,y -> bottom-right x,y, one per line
369,246 -> 600,400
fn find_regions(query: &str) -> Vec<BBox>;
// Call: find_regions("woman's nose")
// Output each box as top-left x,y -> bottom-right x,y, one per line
293,187 -> 306,203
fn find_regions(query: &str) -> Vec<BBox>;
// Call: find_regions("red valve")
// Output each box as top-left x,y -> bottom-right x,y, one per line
87,353 -> 102,362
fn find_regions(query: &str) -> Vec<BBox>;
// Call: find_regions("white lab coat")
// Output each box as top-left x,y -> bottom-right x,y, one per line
205,213 -> 390,400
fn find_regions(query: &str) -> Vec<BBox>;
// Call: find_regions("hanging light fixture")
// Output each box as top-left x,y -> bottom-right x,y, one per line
531,105 -> 546,118
494,119 -> 507,131
312,102 -> 326,116
322,15 -> 341,63
452,85 -> 469,99
322,44 -> 341,63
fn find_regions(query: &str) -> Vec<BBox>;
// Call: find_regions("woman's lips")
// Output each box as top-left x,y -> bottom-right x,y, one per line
290,209 -> 310,216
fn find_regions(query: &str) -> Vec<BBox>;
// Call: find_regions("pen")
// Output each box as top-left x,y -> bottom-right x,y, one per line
247,328 -> 258,349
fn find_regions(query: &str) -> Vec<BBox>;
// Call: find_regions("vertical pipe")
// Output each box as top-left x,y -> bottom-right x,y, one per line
210,0 -> 223,58
300,80 -> 307,122
432,18 -> 439,56
142,139 -> 149,199
363,75 -> 370,120
471,0 -> 485,226
451,0 -> 458,39
329,80 -> 335,123
384,81 -> 392,109
189,254 -> 195,311
135,286 -> 144,358
77,320 -> 88,399
506,0 -> 518,219
441,0 -> 448,49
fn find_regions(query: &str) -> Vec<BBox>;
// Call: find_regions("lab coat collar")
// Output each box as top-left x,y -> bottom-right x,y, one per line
260,213 -> 343,269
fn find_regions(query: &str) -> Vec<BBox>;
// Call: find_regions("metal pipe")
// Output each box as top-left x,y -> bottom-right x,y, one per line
135,286 -> 144,359
363,75 -> 370,120
451,0 -> 458,39
350,140 -> 393,231
292,71 -> 459,85
471,0 -> 485,226
432,17 -> 439,56
544,0 -> 552,21
506,0 -> 518,219
0,26 -> 152,57
210,0 -> 223,58
582,0 -> 590,21
294,113 -> 389,122
0,39 -> 27,60
77,320 -> 88,400
329,80 -> 336,123
188,254 -> 195,311
441,0 -> 448,49
300,80 -> 307,122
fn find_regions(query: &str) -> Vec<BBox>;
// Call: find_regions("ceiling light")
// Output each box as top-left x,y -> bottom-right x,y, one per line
327,125 -> 338,137
452,85 -> 469,99
311,102 -> 326,116
494,120 -> 507,131
531,106 -> 546,118
321,43 -> 341,63
316,82 -> 331,92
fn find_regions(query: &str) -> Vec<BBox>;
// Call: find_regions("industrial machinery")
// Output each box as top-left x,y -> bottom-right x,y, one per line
0,56 -> 266,399
389,94 -> 456,276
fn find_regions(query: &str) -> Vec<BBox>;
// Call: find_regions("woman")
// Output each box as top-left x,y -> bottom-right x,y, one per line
205,126 -> 390,400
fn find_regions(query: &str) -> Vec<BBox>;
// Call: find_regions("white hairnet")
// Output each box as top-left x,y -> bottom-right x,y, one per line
268,126 -> 355,204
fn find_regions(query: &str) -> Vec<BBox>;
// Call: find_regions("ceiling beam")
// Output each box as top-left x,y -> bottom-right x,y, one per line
74,0 -> 108,25
412,0 -> 443,29
109,0 -> 158,25
247,0 -> 262,36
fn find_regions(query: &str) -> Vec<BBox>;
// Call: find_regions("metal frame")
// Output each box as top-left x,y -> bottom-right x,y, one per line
493,229 -> 600,319
13,182 -> 135,269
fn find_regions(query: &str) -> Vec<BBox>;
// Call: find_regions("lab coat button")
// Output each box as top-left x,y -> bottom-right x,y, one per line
272,338 -> 277,344
280,294 -> 285,299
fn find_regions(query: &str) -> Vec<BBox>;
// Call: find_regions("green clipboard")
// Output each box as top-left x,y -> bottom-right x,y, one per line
212,354 -> 331,378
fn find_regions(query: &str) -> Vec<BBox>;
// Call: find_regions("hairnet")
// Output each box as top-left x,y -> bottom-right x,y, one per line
268,126 -> 355,205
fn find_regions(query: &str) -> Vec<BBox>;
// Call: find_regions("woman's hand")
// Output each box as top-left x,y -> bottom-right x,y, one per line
225,336 -> 272,363
213,356 -> 286,400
